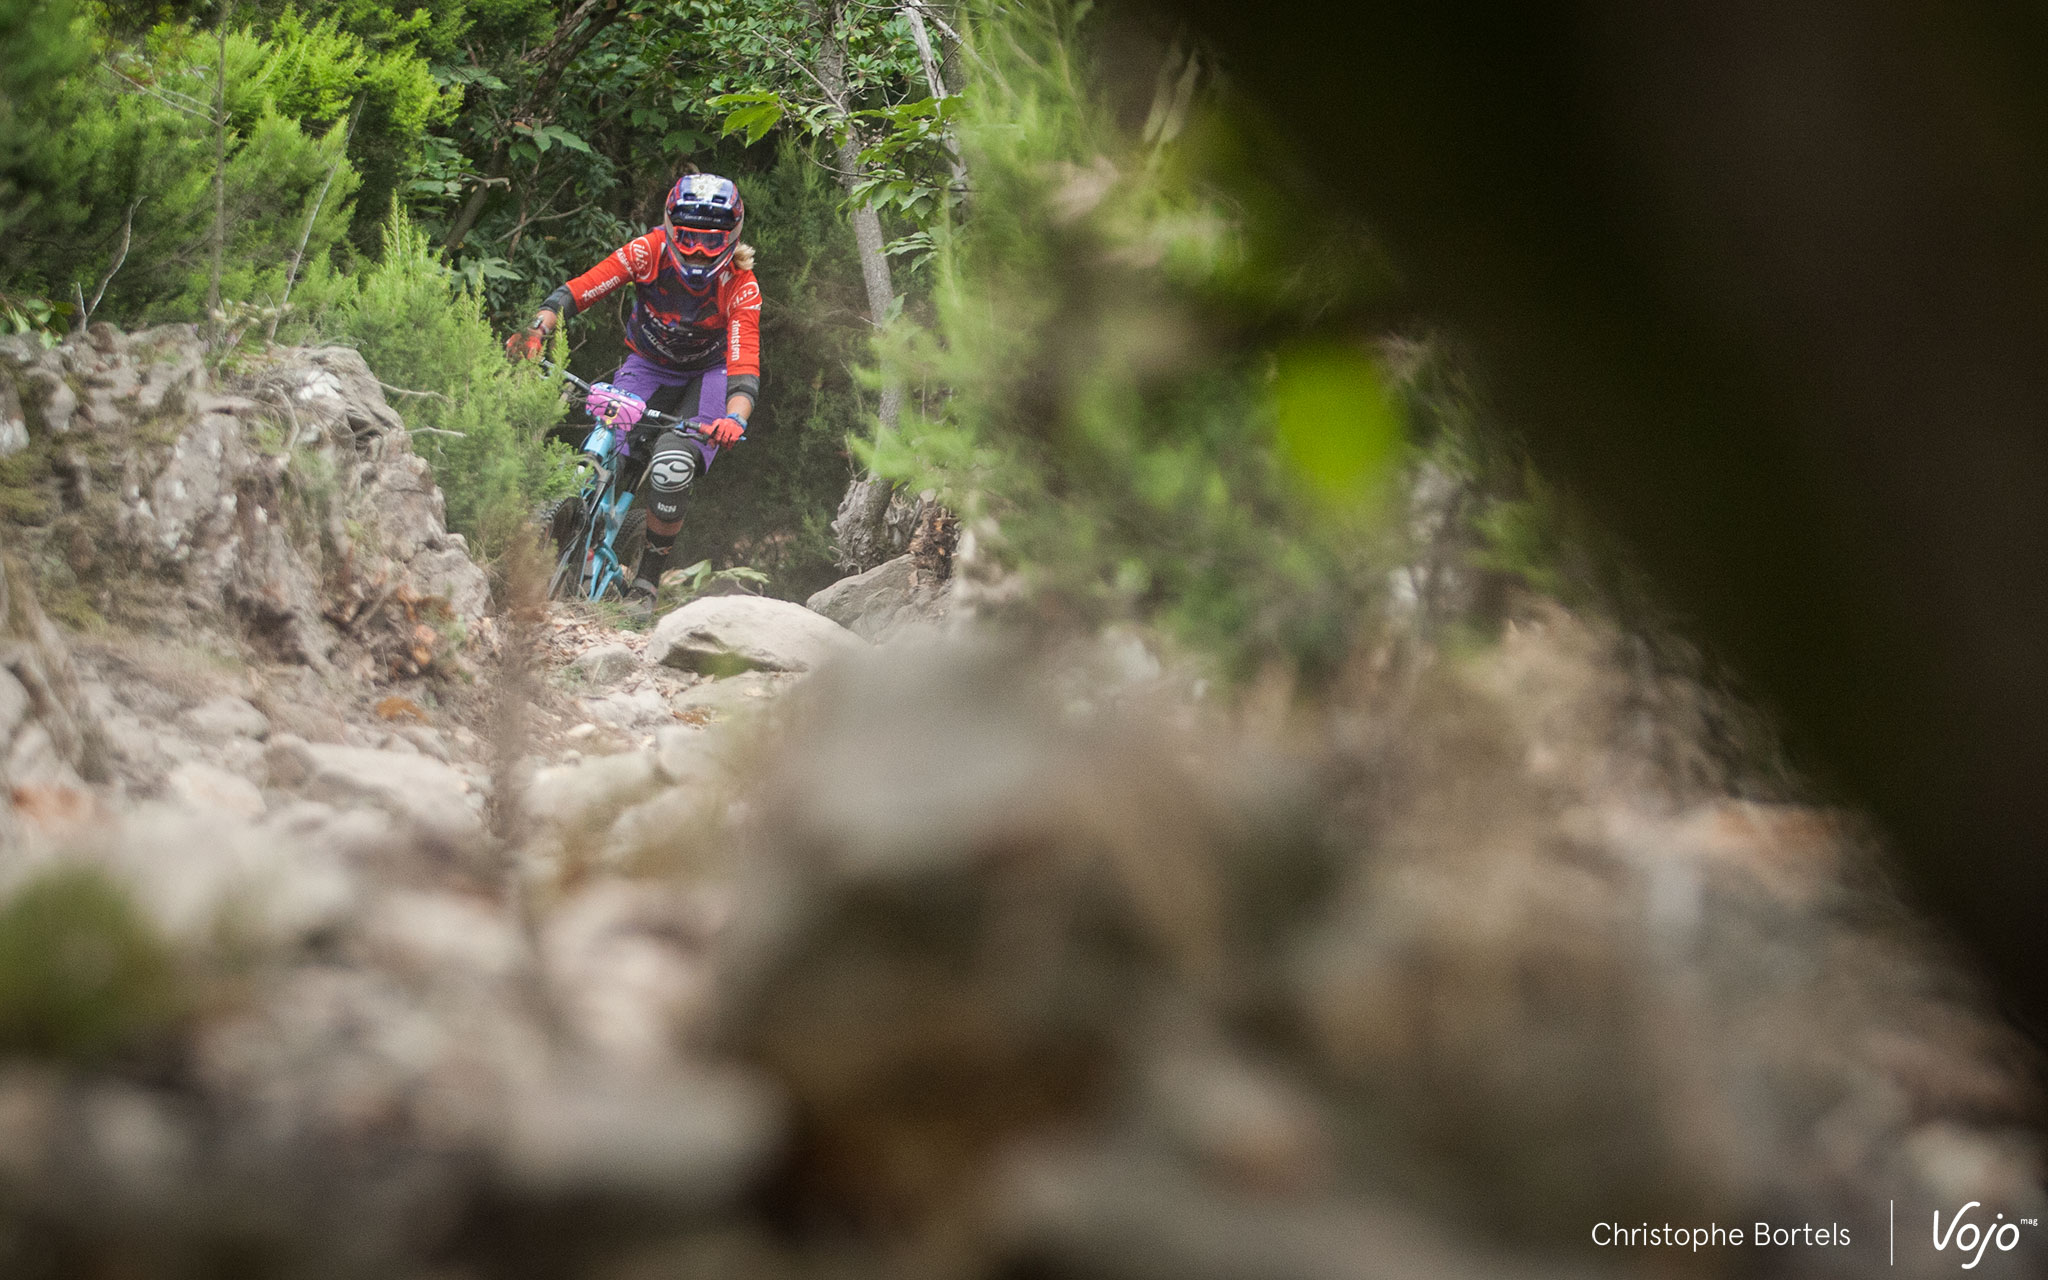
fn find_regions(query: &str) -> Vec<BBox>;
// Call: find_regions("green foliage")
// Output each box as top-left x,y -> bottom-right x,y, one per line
0,291 -> 65,341
0,10 -> 373,327
336,204 -> 575,558
653,560 -> 772,618
0,866 -> 183,1062
0,0 -> 92,280
1,0 -> 936,600
1272,343 -> 1402,507
869,1 -> 1402,680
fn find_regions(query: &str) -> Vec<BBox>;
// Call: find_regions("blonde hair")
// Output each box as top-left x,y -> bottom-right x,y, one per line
733,242 -> 756,271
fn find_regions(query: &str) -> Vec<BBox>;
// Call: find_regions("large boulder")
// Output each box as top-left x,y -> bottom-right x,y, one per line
0,330 -> 493,671
804,553 -> 953,642
648,595 -> 864,675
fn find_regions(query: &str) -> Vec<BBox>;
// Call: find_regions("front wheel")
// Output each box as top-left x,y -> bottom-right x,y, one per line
612,507 -> 648,595
541,497 -> 596,602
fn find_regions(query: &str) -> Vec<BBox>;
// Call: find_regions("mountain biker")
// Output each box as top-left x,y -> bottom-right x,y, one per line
506,171 -> 761,618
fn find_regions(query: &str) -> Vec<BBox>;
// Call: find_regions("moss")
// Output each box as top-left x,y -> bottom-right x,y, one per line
0,866 -> 185,1062
0,446 -> 53,523
36,577 -> 106,632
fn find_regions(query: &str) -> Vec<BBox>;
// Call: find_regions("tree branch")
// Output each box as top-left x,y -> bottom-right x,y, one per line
81,201 -> 139,328
378,380 -> 455,402
104,63 -> 213,122
205,0 -> 233,349
268,103 -> 361,343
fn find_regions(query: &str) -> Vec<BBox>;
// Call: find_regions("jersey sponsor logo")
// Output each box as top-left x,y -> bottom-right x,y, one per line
731,280 -> 761,309
620,236 -> 658,281
580,274 -> 622,303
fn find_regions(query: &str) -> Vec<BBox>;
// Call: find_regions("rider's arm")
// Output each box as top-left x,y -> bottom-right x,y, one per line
533,233 -> 666,331
723,273 -> 763,414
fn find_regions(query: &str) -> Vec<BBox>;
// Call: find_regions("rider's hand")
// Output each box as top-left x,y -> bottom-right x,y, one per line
505,310 -> 555,361
706,415 -> 746,446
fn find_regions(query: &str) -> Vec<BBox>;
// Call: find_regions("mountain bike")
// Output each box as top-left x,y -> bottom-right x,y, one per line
537,368 -> 709,604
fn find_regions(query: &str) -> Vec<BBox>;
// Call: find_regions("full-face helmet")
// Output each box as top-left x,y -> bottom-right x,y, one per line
663,173 -> 744,291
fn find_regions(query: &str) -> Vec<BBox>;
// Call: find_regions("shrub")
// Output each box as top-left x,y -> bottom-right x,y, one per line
0,866 -> 183,1062
337,203 -> 575,561
870,1 -> 1402,681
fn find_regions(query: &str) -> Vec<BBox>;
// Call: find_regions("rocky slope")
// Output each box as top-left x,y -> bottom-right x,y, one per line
0,326 -> 2040,1279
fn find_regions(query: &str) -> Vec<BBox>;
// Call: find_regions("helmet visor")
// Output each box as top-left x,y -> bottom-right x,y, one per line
667,199 -> 739,229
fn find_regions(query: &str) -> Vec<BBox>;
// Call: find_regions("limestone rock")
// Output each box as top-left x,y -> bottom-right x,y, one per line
4,327 -> 496,672
494,1066 -> 780,1206
599,784 -> 725,878
654,724 -> 719,786
571,643 -> 640,684
0,668 -> 26,746
577,686 -> 668,729
265,735 -> 484,851
648,595 -> 864,675
96,802 -> 358,949
177,694 -> 270,743
361,890 -> 524,981
805,553 -> 953,642
0,378 -> 26,457
526,750 -> 665,843
20,367 -> 76,437
163,761 -> 266,818
667,669 -> 790,717
1,554 -> 105,797
407,544 -> 491,626
543,882 -> 718,1066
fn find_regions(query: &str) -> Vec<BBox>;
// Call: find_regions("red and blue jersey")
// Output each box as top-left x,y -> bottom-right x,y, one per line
557,228 -> 761,378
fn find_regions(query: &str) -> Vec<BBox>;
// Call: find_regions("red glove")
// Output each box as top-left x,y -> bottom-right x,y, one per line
706,415 -> 746,446
505,312 -> 554,361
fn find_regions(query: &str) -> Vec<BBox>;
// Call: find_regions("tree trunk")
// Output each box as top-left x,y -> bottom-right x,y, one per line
205,0 -> 232,347
812,0 -> 909,570
901,1 -> 967,188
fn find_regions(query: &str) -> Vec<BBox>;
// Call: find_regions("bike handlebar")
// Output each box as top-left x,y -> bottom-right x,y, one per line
539,361 -> 705,435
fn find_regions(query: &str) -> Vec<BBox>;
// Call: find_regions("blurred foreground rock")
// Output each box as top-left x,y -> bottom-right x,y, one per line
0,327 -> 2040,1279
1,603 -> 2042,1278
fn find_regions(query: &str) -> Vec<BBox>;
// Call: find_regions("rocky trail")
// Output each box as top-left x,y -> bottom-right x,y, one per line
1,329 -> 2042,1278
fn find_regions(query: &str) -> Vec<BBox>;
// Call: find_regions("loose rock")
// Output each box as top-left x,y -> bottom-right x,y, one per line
178,694 -> 270,743
572,643 -> 641,684
647,595 -> 864,675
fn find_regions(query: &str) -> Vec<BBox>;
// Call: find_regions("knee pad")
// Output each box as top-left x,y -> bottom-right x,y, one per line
647,433 -> 700,524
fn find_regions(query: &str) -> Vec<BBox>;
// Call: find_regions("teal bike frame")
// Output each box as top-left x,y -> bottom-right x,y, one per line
543,368 -> 704,603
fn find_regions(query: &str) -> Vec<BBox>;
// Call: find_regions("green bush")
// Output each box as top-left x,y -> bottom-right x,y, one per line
0,11 -> 376,326
337,203 -> 575,559
870,1 -> 1403,681
0,866 -> 183,1062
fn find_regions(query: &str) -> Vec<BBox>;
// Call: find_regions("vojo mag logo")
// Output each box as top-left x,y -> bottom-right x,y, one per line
1931,1202 -> 2035,1270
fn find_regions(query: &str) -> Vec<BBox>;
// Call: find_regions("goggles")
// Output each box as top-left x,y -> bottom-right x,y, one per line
666,225 -> 733,255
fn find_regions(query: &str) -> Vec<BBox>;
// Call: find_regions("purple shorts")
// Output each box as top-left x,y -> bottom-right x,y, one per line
610,353 -> 728,467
